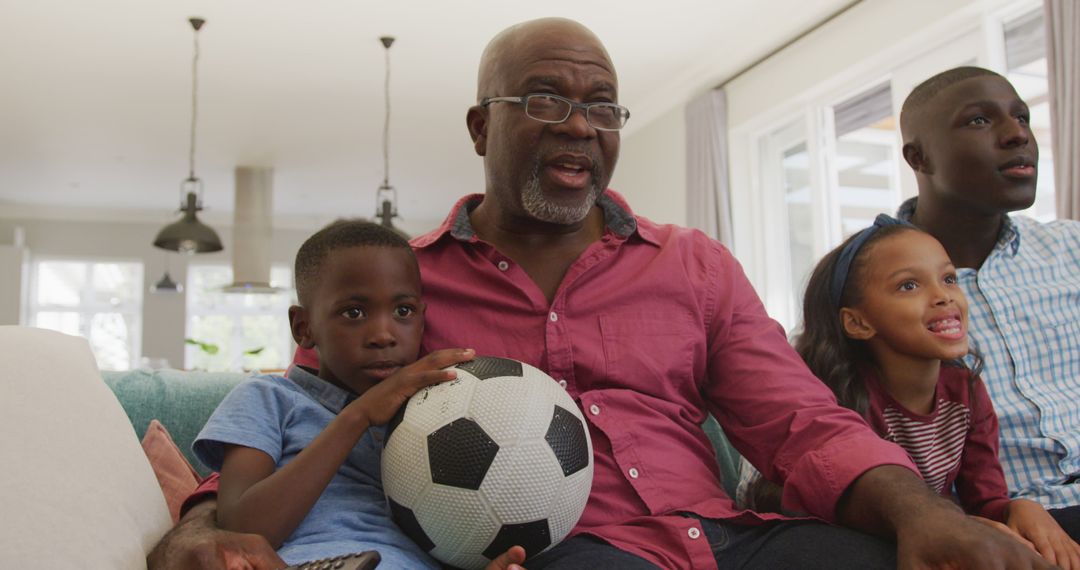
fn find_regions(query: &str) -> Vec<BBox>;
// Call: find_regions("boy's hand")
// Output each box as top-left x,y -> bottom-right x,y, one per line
483,545 -> 526,570
350,348 -> 475,426
1008,498 -> 1080,569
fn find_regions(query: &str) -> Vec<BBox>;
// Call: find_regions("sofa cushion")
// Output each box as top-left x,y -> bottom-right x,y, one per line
0,326 -> 172,569
102,368 -> 248,476
142,419 -> 201,523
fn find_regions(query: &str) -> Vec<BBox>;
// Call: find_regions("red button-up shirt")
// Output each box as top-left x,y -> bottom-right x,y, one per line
292,191 -> 916,569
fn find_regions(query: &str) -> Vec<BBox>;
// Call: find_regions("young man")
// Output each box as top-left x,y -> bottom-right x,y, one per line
150,22 -> 1054,570
898,66 -> 1080,541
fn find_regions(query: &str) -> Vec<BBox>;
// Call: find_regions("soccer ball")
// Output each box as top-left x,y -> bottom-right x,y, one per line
382,356 -> 594,569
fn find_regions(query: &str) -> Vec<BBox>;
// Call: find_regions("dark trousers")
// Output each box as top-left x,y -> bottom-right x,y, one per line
526,518 -> 895,570
1051,505 -> 1080,541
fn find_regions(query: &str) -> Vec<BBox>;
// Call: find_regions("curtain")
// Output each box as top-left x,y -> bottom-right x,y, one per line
685,89 -> 734,247
1045,0 -> 1080,220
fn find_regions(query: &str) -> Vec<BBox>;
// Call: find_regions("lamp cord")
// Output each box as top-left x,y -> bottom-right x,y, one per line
189,26 -> 200,181
382,42 -> 391,188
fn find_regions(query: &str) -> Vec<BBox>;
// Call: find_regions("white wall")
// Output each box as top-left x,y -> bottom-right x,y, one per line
612,104 -> 687,226
0,217 -> 314,368
0,245 -> 27,325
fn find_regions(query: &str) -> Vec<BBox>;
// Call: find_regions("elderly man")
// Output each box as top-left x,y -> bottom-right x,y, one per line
151,19 -> 1051,570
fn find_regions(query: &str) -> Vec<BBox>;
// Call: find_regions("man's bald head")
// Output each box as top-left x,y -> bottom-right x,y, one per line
899,66 -> 1004,144
476,18 -> 614,102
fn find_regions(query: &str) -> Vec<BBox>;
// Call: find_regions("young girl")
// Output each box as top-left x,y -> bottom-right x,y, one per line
747,214 -> 1080,568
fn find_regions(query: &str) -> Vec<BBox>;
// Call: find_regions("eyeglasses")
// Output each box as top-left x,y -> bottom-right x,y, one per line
480,93 -> 631,131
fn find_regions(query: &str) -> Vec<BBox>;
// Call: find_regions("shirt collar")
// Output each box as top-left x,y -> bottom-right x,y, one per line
896,196 -> 1021,256
286,365 -> 355,414
410,189 -> 659,249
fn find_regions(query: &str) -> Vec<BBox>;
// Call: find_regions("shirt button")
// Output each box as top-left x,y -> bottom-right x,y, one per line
589,404 -> 600,416
558,379 -> 568,389
497,260 -> 509,271
549,312 -> 558,322
628,467 -> 639,479
688,526 -> 701,540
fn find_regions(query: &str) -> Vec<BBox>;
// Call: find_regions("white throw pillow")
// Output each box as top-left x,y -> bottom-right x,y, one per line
0,326 -> 172,569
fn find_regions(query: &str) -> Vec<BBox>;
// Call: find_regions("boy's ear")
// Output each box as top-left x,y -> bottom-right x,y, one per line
288,305 -> 316,349
840,307 -> 876,340
466,106 -> 488,156
902,141 -> 930,174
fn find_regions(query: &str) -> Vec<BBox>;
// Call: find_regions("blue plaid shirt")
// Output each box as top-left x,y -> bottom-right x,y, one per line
899,198 -> 1080,508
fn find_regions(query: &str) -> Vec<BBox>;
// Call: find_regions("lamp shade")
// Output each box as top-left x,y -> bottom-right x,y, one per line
150,271 -> 183,294
154,191 -> 223,254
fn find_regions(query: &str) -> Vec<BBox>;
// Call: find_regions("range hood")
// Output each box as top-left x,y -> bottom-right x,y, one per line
222,166 -> 283,294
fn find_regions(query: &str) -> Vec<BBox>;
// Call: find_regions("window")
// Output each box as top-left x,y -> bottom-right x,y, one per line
736,2 -> 1052,331
28,259 -> 143,370
829,82 -> 902,237
185,264 -> 295,372
1003,8 -> 1056,222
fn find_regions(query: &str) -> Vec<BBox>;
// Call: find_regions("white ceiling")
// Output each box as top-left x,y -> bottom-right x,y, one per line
0,0 -> 848,229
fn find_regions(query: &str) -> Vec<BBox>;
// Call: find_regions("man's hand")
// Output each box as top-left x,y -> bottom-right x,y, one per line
483,545 -> 527,570
838,465 -> 1055,569
147,501 -> 285,570
896,507 -> 1055,570
970,515 -> 1037,552
1008,499 -> 1080,569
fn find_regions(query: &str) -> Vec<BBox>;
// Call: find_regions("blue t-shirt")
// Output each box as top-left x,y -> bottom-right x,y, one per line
193,366 -> 439,569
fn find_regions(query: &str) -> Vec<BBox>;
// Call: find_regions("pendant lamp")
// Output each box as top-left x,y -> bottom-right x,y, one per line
154,17 -> 223,254
375,36 -> 408,239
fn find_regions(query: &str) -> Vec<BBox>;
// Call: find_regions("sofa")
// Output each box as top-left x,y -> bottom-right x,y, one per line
1,326 -> 742,569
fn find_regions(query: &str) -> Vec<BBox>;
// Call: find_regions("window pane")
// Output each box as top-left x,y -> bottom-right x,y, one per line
35,311 -> 81,336
36,262 -> 86,306
89,312 -> 134,370
832,84 -> 900,237
239,315 -> 292,372
90,263 -> 141,307
187,314 -> 234,372
783,142 -> 814,305
186,264 -> 295,371
31,260 -> 142,371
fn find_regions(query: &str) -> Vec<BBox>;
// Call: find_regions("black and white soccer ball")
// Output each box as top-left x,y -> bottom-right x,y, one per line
382,356 -> 593,569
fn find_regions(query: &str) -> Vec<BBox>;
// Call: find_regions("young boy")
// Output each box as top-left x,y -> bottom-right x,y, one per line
193,220 -> 525,569
897,66 -> 1080,566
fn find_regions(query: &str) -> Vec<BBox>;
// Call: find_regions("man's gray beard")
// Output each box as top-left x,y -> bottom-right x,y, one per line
520,165 -> 603,225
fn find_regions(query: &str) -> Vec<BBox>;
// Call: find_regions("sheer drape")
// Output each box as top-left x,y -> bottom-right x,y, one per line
685,89 -> 734,246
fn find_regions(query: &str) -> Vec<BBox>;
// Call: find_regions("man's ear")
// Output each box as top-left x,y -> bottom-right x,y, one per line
288,305 -> 316,349
840,307 -> 876,340
466,106 -> 487,156
902,141 -> 929,174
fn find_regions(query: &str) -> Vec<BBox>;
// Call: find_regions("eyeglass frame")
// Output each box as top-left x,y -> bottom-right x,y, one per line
479,93 -> 631,131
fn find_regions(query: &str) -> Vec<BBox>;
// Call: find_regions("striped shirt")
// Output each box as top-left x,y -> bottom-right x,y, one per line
880,399 -> 969,494
865,365 -> 1010,521
899,198 -> 1080,508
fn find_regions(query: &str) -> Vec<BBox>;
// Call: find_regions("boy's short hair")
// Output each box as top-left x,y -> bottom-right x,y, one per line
294,219 -> 413,305
899,66 -> 1004,141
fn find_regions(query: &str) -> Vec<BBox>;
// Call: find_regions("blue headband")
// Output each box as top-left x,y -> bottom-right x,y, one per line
829,214 -> 913,309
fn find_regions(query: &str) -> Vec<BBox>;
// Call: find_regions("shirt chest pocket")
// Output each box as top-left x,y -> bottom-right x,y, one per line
598,312 -> 698,392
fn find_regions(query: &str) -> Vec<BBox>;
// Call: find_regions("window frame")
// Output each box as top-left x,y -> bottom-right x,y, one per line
729,0 -> 1043,331
27,255 -> 145,370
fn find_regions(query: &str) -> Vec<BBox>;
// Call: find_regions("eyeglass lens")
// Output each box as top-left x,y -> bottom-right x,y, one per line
525,95 -> 625,130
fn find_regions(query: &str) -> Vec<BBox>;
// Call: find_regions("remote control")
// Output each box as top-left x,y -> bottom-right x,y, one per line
282,550 -> 380,570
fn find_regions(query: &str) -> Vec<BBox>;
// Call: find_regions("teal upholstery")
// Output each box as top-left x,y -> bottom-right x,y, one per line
703,414 -> 742,499
101,369 -> 743,492
102,369 -> 248,477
